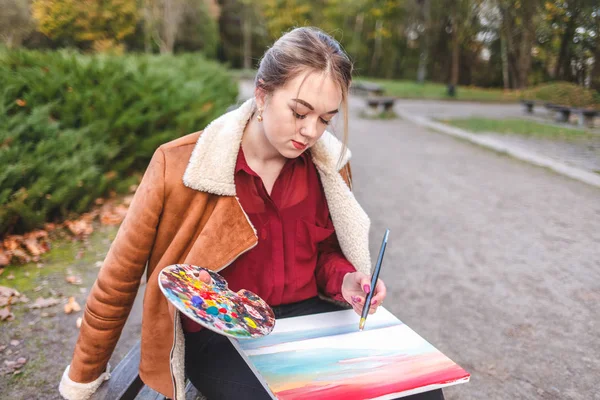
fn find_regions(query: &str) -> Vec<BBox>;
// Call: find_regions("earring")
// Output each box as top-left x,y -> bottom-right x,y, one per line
257,108 -> 263,122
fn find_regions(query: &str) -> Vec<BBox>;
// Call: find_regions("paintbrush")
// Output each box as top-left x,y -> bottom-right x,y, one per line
359,229 -> 390,331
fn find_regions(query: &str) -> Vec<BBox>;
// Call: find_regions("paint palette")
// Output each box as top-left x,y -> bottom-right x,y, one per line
159,264 -> 275,339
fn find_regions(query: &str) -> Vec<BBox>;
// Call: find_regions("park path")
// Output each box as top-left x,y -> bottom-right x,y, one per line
392,98 -> 600,174
345,93 -> 600,400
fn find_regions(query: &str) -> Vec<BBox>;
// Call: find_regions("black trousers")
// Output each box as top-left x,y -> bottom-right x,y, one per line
185,297 -> 445,400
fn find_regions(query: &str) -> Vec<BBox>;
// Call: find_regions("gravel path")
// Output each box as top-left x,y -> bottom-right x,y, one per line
391,98 -> 600,174
344,98 -> 600,400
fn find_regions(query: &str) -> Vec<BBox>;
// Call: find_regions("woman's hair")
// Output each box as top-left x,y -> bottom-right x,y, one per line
255,27 -> 353,166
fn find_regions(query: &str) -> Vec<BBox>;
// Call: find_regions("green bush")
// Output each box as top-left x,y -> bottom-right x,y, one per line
522,82 -> 599,109
0,49 -> 238,235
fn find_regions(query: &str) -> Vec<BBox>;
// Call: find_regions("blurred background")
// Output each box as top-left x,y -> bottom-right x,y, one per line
1,1 -> 600,399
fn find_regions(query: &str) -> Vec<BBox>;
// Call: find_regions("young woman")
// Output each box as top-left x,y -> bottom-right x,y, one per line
59,27 -> 444,400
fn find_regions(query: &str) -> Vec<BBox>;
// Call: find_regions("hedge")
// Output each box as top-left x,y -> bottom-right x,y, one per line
0,49 -> 238,235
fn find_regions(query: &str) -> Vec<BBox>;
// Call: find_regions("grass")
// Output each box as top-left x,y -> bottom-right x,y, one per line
439,117 -> 596,140
356,78 -> 522,103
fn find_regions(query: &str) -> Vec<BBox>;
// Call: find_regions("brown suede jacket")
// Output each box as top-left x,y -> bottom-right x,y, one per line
61,99 -> 372,400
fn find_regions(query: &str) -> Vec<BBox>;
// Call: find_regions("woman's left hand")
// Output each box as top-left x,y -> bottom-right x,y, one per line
341,271 -> 387,316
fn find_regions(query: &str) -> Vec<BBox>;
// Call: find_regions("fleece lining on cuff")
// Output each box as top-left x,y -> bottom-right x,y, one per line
58,363 -> 111,400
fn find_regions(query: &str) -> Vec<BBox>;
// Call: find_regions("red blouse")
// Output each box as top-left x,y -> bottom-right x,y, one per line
182,147 -> 355,332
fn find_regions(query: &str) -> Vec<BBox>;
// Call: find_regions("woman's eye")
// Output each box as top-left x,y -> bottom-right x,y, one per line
320,118 -> 331,125
293,111 -> 307,119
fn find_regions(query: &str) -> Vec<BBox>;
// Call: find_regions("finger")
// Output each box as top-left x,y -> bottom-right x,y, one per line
370,279 -> 387,304
194,270 -> 212,284
357,275 -> 372,295
350,295 -> 365,308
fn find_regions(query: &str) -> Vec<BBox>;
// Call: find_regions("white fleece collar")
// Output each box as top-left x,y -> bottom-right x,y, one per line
182,98 -> 371,276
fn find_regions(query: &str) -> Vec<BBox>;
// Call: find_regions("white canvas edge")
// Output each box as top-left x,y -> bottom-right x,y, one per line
370,376 -> 471,400
229,337 -> 277,400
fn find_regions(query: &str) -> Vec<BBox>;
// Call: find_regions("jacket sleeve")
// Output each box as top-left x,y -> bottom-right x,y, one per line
315,224 -> 356,301
64,148 -> 166,387
315,160 -> 356,301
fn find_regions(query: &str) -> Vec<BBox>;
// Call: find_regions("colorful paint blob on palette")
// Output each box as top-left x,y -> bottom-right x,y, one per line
158,264 -> 275,339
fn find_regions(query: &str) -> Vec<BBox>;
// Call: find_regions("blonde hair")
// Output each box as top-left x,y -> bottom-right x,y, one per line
255,27 -> 353,167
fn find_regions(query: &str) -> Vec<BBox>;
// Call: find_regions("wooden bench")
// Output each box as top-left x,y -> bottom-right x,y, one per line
520,99 -> 539,114
572,108 -> 599,128
91,341 -> 203,400
544,103 -> 572,123
351,81 -> 385,97
366,97 -> 395,113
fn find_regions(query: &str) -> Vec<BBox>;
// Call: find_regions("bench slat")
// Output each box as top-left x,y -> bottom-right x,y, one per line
135,385 -> 167,400
92,341 -> 144,400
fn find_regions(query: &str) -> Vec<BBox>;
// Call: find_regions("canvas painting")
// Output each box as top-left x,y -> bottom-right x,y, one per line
231,308 -> 470,400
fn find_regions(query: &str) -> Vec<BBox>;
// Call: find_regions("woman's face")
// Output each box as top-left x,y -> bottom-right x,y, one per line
256,70 -> 343,159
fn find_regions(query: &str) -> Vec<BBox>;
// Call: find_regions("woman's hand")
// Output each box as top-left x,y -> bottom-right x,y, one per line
193,269 -> 212,284
341,271 -> 387,316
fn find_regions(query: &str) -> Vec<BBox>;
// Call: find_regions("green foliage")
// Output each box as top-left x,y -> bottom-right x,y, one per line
0,49 -> 238,235
31,0 -> 138,52
522,81 -> 599,108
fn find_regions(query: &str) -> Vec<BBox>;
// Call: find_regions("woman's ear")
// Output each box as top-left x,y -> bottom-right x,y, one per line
255,85 -> 267,110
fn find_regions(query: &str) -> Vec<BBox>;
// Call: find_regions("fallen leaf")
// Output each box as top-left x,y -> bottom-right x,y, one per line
6,274 -> 14,280
13,370 -> 21,375
0,252 -> 9,266
79,288 -> 87,294
16,357 -> 26,365
64,219 -> 93,237
0,286 -> 20,298
15,99 -> 26,107
95,261 -> 103,268
0,268 -> 3,275
0,345 -> 6,352
76,317 -> 82,328
10,340 -> 19,346
64,297 -> 81,314
10,249 -> 30,264
0,306 -> 14,321
65,276 -> 82,285
23,237 -> 44,256
28,297 -> 59,309
3,236 -> 21,251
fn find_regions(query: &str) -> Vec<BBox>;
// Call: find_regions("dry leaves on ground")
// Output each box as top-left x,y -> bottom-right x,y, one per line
64,297 -> 81,314
0,196 -> 132,267
65,275 -> 82,285
28,297 -> 60,309
2,357 -> 27,376
0,286 -> 29,321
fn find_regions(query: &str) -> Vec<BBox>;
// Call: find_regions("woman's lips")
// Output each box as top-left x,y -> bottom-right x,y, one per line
292,140 -> 307,150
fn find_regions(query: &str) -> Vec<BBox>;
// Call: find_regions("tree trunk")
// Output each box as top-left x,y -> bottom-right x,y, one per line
450,10 -> 460,86
500,30 -> 510,89
592,46 -> 600,91
416,0 -> 430,84
369,20 -> 383,76
242,4 -> 252,70
516,2 -> 536,89
554,11 -> 579,80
